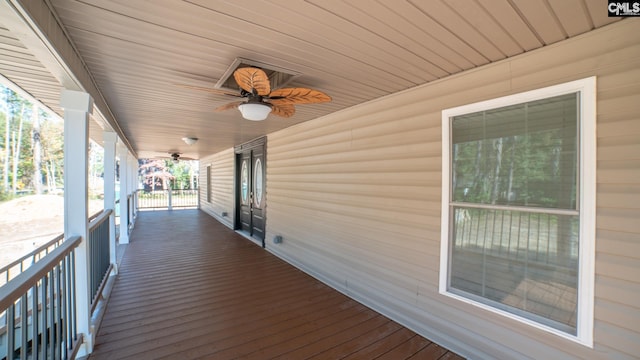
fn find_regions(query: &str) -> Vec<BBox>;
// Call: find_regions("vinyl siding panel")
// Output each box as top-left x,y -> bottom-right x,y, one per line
205,20 -> 640,360
198,148 -> 234,228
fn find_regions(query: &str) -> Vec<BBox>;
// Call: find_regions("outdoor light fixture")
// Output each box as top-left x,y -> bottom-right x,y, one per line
238,102 -> 271,121
171,153 -> 180,164
182,137 -> 198,145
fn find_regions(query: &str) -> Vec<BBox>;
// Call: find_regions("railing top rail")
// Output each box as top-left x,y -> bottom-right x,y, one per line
88,209 -> 105,222
89,208 -> 113,230
0,236 -> 82,311
0,233 -> 65,275
1,210 -> 113,278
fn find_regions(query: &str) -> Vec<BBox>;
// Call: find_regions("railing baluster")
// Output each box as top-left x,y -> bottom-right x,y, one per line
48,269 -> 54,360
41,273 -> 48,360
69,253 -> 76,346
55,264 -> 62,360
7,305 -> 15,360
60,260 -> 67,360
1,234 -> 65,286
136,189 -> 197,209
33,280 -> 40,360
88,210 -> 113,308
20,293 -> 27,360
1,219 -> 111,360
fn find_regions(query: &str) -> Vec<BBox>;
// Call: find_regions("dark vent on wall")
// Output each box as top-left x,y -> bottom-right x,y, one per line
216,58 -> 300,92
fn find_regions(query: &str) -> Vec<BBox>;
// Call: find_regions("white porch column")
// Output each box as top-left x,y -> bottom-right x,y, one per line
129,153 -> 137,221
103,132 -> 117,272
60,89 -> 93,355
118,144 -> 130,244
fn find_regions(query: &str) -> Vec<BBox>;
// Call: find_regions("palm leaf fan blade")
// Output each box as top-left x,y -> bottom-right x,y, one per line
270,103 -> 295,118
215,101 -> 244,112
233,67 -> 271,96
269,88 -> 331,104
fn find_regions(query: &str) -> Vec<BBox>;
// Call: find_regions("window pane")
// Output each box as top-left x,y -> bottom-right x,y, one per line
451,93 -> 578,209
450,207 -> 579,333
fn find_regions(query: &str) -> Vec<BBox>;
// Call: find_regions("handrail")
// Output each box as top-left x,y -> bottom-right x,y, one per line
0,209 -> 113,282
136,189 -> 198,209
0,234 -> 64,276
89,209 -> 113,230
88,209 -> 105,222
1,210 -> 112,280
0,236 -> 82,312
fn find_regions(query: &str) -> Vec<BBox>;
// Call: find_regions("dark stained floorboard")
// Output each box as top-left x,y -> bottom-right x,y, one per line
89,210 -> 463,360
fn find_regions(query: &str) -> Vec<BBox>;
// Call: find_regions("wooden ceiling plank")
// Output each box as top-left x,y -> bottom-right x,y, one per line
36,0 -> 625,158
447,0 -> 523,57
409,0 -> 505,61
548,0 -> 593,36
509,0 -> 566,44
475,0 -> 543,51
306,0 -> 446,80
55,0 -> 419,90
196,0 -> 437,84
378,0 -> 488,67
343,0 -> 463,74
0,50 -> 40,65
212,6 -> 425,87
583,0 -> 623,28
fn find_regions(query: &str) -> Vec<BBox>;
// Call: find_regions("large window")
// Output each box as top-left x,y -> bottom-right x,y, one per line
440,78 -> 595,346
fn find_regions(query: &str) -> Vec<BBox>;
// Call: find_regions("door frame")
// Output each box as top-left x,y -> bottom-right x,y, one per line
234,136 -> 267,247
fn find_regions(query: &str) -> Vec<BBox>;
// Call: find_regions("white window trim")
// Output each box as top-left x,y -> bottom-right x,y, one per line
206,164 -> 212,203
439,77 -> 596,347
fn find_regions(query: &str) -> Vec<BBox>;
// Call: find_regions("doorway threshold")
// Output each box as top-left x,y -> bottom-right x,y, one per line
235,230 -> 264,248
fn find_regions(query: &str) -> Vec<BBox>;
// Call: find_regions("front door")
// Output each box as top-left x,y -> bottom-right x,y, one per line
236,138 -> 266,246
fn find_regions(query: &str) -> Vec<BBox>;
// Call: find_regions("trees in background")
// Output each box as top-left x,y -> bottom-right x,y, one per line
32,102 -> 43,195
1,83 -> 200,201
1,84 -> 64,200
138,158 -> 198,192
138,159 -> 174,191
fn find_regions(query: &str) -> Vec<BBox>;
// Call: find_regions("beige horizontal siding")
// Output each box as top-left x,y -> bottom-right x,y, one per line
198,148 -> 234,228
201,19 -> 640,360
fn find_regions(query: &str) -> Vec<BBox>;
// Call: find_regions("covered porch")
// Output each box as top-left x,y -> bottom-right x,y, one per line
1,1 -> 639,359
89,209 -> 462,360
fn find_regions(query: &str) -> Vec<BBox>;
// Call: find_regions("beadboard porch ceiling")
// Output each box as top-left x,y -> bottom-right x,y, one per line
0,0 -> 622,159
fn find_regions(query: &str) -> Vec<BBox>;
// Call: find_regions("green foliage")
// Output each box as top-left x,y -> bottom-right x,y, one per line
452,94 -> 578,210
138,158 -> 198,191
167,160 -> 197,190
1,84 -> 65,194
0,187 -> 13,201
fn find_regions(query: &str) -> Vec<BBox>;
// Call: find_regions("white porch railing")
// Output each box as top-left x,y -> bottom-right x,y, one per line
0,236 -> 83,360
0,236 -> 65,289
136,189 -> 198,209
0,208 -> 115,360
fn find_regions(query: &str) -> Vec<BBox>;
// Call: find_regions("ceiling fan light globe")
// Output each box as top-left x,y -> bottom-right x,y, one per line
238,102 -> 271,121
182,137 -> 198,145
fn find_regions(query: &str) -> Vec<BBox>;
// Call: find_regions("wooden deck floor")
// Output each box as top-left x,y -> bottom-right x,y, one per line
89,210 -> 463,360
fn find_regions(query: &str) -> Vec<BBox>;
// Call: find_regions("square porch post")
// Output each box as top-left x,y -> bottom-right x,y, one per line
118,143 -> 130,244
103,132 -> 118,272
129,153 -> 137,224
60,89 -> 93,355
